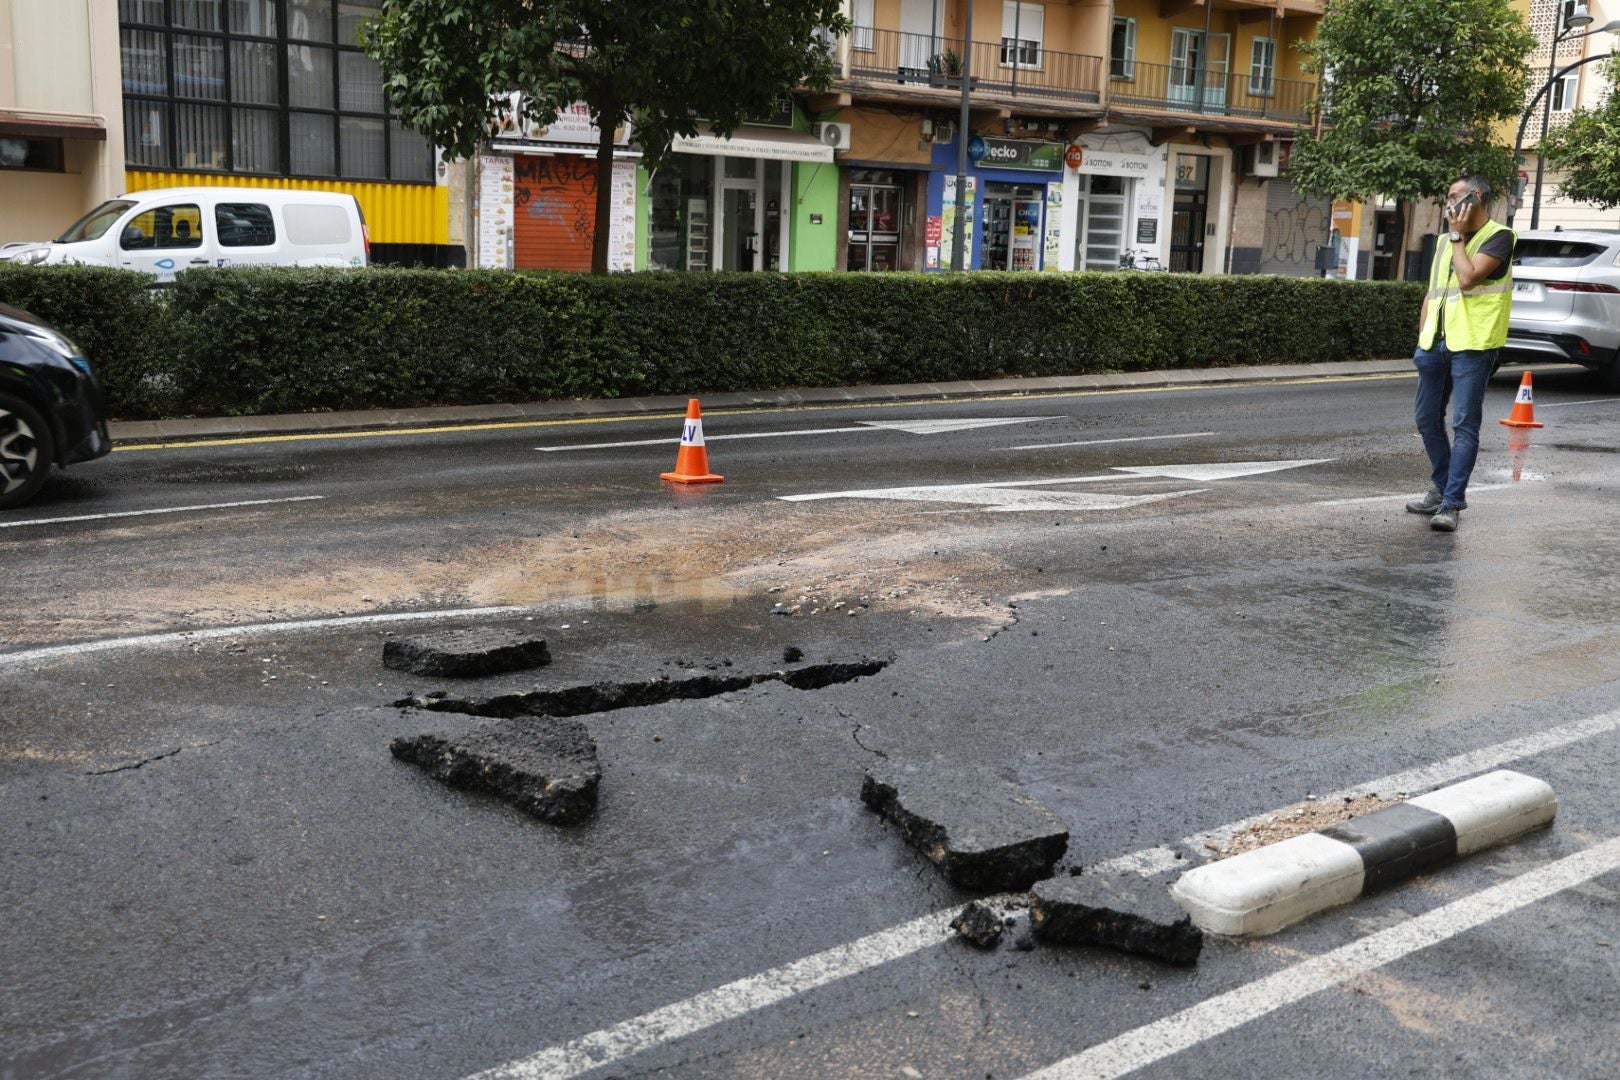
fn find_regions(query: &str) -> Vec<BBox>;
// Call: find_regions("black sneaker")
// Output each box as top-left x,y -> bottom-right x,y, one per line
1431,505 -> 1460,532
1406,488 -> 1444,514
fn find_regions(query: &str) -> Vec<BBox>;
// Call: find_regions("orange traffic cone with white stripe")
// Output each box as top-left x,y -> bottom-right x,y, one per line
1499,371 -> 1544,429
660,399 -> 724,484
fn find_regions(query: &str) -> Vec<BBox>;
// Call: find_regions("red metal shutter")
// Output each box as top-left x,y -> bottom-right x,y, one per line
512,154 -> 598,271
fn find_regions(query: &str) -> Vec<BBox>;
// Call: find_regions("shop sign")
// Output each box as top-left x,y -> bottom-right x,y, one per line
490,96 -> 632,147
970,137 -> 1064,173
1064,144 -> 1085,170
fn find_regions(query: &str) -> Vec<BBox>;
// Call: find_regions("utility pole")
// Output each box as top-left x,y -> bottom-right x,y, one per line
951,0 -> 974,271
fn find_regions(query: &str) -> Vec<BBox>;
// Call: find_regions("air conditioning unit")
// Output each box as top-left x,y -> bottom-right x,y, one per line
814,121 -> 851,151
1243,140 -> 1280,178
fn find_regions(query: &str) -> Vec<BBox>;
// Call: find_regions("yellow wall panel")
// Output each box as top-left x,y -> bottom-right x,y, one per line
121,171 -> 445,245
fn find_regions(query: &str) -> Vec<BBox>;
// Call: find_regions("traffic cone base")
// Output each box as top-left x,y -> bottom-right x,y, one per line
1499,370 -> 1544,428
660,398 -> 725,484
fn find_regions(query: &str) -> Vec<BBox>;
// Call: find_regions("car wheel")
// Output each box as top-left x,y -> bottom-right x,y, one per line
0,393 -> 55,510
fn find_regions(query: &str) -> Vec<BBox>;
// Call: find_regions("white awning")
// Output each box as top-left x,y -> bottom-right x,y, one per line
673,128 -> 833,164
489,140 -> 643,158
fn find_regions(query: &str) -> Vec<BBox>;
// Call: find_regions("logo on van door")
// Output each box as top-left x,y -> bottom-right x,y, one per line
155,258 -> 177,270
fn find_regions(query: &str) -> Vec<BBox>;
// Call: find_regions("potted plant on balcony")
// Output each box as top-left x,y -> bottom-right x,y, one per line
928,49 -> 970,89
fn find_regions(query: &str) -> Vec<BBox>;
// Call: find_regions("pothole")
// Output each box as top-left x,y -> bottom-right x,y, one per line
391,658 -> 891,718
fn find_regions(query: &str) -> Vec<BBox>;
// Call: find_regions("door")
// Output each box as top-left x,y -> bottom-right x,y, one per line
1170,30 -> 1229,111
899,0 -> 943,73
849,173 -> 903,271
1009,197 -> 1043,270
1075,174 -> 1128,271
1171,153 -> 1210,273
117,200 -> 212,282
720,183 -> 760,271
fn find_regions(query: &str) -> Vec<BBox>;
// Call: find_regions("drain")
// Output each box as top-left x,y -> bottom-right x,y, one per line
392,658 -> 890,718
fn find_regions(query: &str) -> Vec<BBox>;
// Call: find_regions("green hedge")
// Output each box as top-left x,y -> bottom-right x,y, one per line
0,265 -> 1423,420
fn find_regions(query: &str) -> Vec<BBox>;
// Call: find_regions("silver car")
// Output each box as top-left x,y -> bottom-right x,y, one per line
1503,228 -> 1620,390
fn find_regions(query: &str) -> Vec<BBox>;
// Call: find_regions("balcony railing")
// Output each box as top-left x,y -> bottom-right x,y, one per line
845,27 -> 1103,105
1108,60 -> 1315,124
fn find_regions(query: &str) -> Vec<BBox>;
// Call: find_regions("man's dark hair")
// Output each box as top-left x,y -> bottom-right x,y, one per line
1456,174 -> 1494,203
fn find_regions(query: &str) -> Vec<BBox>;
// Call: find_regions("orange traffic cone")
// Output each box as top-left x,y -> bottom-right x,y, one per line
1499,370 -> 1545,429
660,399 -> 724,484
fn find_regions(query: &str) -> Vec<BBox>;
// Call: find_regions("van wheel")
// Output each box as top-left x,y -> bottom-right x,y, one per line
0,393 -> 55,510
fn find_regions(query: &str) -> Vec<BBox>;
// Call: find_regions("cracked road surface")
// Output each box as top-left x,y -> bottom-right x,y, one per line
6,370 -> 1620,1078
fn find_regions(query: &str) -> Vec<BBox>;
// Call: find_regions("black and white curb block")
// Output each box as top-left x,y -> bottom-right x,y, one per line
1169,769 -> 1557,936
383,628 -> 551,677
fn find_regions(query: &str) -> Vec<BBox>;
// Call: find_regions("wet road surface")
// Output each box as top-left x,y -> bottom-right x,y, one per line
5,366 -> 1620,1078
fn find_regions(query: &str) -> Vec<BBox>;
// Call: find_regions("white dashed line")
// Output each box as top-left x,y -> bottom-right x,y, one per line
1022,835 -> 1620,1080
0,495 -> 326,529
997,431 -> 1218,451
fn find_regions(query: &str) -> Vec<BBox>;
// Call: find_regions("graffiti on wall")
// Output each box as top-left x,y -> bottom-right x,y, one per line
515,156 -> 599,240
1262,194 -> 1330,271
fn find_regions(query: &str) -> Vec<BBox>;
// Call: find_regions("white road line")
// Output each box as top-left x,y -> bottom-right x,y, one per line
1023,835 -> 1620,1080
1537,398 -> 1620,409
1311,483 -> 1513,509
468,708 -> 1620,1079
538,427 -> 854,451
0,605 -> 531,669
0,495 -> 326,529
466,909 -> 962,1080
998,432 -> 1217,452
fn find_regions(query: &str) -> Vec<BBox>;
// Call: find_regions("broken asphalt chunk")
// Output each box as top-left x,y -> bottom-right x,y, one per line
860,763 -> 1068,891
950,902 -> 1005,949
1030,873 -> 1203,966
390,717 -> 598,825
383,628 -> 551,678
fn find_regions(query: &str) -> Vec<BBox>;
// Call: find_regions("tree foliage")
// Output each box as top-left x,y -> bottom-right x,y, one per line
1286,0 -> 1535,206
1542,53 -> 1620,210
361,0 -> 848,271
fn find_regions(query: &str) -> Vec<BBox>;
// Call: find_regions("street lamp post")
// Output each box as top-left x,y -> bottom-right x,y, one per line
1513,4 -> 1620,230
951,0 -> 974,271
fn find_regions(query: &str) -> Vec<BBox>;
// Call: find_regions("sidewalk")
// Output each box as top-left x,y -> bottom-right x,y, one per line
109,359 -> 1416,444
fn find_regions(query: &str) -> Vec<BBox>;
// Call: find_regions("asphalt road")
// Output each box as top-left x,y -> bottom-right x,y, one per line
5,365 -> 1620,1079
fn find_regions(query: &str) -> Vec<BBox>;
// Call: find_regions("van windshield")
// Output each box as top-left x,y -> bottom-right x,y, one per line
57,200 -> 138,243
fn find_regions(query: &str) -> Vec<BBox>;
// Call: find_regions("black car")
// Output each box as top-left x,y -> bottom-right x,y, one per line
0,303 -> 111,509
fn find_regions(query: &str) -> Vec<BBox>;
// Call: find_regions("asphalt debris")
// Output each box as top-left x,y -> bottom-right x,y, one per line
390,717 -> 599,825
1029,873 -> 1203,966
860,763 -> 1069,891
950,901 -> 1005,950
383,628 -> 551,678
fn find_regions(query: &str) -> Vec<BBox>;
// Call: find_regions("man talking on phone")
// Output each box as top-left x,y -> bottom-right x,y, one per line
1405,174 -> 1515,532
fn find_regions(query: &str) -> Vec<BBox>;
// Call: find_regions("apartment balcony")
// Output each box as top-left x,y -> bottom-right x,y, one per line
837,28 -> 1316,129
1108,60 -> 1316,126
843,28 -> 1104,109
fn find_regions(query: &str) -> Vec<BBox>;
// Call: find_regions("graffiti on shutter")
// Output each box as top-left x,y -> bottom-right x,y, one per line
513,154 -> 598,271
1261,179 -> 1331,277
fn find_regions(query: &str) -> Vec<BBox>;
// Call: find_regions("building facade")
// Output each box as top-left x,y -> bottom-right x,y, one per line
1518,0 -> 1620,231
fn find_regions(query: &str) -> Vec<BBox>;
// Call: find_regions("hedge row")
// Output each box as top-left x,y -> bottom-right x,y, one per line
0,265 -> 1424,420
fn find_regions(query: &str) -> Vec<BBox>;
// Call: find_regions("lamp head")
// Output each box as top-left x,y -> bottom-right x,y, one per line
1566,3 -> 1594,30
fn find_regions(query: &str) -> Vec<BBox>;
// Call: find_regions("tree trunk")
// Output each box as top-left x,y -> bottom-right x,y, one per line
591,104 -> 619,275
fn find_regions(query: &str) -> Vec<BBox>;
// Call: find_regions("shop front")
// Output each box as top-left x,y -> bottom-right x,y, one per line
1056,129 -> 1171,273
927,136 -> 1065,271
650,123 -> 835,272
836,109 -> 938,272
475,100 -> 637,271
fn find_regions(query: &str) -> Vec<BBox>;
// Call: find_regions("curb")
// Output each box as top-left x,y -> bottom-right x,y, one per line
107,359 -> 1418,445
1168,770 -> 1558,937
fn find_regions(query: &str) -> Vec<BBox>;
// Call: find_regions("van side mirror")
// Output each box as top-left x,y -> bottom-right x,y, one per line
121,225 -> 148,249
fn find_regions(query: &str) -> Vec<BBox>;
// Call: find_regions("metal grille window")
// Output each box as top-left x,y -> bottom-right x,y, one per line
118,0 -> 434,183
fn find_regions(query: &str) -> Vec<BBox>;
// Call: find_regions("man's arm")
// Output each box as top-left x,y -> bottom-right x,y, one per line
1449,230 -> 1512,290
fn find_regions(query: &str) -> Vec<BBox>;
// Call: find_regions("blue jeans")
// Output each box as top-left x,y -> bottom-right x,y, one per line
1414,340 -> 1498,508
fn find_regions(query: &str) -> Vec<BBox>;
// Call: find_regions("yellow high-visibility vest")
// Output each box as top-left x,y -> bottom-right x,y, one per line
1418,218 -> 1514,351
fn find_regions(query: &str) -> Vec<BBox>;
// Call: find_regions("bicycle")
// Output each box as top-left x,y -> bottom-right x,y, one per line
1118,248 -> 1167,272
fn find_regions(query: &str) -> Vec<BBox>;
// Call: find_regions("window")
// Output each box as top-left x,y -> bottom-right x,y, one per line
1110,17 -> 1135,79
1552,70 -> 1580,112
285,203 -> 352,244
1249,37 -> 1276,96
0,136 -> 64,171
216,202 -> 277,245
118,0 -> 433,183
120,204 -> 204,249
852,0 -> 873,50
1561,0 -> 1583,32
1000,2 -> 1043,68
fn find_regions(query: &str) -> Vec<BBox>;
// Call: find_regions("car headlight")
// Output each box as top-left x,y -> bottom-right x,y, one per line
12,245 -> 52,265
25,327 -> 84,363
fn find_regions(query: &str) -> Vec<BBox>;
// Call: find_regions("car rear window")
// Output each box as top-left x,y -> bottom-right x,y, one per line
284,204 -> 353,246
216,203 -> 276,247
1513,239 -> 1610,267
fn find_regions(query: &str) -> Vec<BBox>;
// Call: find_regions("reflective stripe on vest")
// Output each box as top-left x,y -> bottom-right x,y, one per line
1418,219 -> 1515,351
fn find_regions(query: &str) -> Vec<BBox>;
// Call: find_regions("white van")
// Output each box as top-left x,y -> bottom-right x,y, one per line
1,187 -> 370,282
